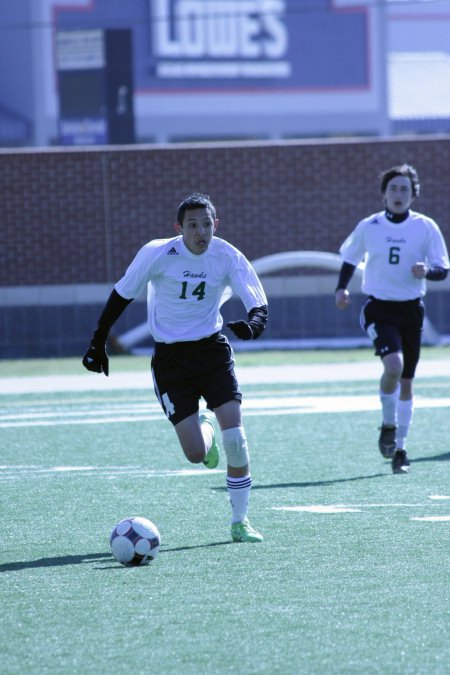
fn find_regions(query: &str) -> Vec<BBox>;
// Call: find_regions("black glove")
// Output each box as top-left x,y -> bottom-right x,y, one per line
81,290 -> 133,377
82,329 -> 109,376
227,320 -> 253,340
227,305 -> 268,341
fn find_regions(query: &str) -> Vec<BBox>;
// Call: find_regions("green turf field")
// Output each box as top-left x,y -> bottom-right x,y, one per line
1,350 -> 449,673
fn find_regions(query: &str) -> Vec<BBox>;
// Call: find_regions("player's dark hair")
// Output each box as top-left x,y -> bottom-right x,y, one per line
380,164 -> 420,198
176,192 -> 216,225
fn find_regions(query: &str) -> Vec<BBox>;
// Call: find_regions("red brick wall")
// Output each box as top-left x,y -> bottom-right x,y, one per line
2,136 -> 450,286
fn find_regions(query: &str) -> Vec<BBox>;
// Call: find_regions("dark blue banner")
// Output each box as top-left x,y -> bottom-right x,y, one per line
55,0 -> 369,91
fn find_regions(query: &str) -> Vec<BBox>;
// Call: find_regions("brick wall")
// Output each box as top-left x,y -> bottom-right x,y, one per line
2,135 -> 450,287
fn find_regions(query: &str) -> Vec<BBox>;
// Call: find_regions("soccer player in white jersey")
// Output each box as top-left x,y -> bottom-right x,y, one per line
335,164 -> 449,474
83,193 -> 268,542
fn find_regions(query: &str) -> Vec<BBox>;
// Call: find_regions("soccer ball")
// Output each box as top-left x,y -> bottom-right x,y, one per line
110,516 -> 161,566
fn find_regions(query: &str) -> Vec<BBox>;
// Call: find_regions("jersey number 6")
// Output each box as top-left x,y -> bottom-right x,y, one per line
389,246 -> 400,265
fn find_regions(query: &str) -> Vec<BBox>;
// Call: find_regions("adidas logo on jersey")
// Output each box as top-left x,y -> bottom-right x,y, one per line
167,247 -> 179,255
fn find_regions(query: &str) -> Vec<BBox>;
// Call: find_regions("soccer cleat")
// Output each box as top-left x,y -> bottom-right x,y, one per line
392,449 -> 410,474
200,410 -> 220,469
231,518 -> 263,543
378,424 -> 397,459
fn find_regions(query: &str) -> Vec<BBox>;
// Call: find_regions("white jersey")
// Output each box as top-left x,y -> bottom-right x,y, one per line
115,235 -> 267,343
339,210 -> 449,300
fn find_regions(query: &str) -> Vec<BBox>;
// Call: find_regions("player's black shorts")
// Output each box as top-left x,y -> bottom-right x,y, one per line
360,296 -> 424,379
151,332 -> 242,426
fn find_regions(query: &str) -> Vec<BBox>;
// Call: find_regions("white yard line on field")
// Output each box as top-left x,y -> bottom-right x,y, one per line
0,465 -> 223,481
411,516 -> 450,521
1,358 -> 449,394
272,497 -> 450,520
1,394 -> 450,428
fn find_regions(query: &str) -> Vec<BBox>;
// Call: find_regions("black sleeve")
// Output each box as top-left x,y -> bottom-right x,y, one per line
248,305 -> 268,340
95,289 -> 133,340
336,262 -> 356,292
425,266 -> 448,281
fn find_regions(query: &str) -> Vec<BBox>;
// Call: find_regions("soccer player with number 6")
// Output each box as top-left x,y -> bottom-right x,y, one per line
82,192 -> 268,542
335,164 -> 449,474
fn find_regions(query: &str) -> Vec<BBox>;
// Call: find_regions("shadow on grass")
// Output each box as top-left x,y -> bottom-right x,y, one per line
0,552 -> 112,573
160,541 -> 233,553
213,472 -> 386,491
412,450 -> 450,463
0,542 -> 234,572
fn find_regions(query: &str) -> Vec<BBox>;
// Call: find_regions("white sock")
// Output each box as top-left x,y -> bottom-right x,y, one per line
380,386 -> 400,426
227,474 -> 252,524
396,398 -> 414,450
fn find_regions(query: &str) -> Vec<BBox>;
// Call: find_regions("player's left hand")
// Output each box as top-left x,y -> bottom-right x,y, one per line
227,320 -> 253,340
412,262 -> 427,279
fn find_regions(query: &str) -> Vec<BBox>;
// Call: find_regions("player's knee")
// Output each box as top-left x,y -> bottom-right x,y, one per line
387,363 -> 403,380
383,353 -> 403,379
222,426 -> 249,468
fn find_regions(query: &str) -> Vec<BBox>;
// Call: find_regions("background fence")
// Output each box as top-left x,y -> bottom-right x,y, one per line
1,135 -> 450,357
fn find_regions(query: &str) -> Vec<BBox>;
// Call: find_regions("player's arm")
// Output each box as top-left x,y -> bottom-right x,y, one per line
426,266 -> 448,280
226,250 -> 268,339
425,266 -> 448,281
335,262 -> 356,309
412,262 -> 448,280
82,289 -> 133,376
411,262 -> 448,281
227,304 -> 268,341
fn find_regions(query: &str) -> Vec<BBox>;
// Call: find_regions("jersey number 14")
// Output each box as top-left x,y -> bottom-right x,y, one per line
179,281 -> 206,300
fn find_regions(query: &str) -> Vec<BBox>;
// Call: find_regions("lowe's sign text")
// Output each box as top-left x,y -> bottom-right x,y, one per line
151,0 -> 291,78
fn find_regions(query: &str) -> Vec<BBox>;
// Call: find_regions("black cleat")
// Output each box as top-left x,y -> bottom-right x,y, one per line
378,425 -> 397,458
392,449 -> 410,474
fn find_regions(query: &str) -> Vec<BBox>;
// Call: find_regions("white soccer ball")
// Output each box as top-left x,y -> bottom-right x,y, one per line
110,516 -> 161,566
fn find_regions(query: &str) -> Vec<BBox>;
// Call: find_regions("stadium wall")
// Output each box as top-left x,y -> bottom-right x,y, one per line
1,135 -> 450,357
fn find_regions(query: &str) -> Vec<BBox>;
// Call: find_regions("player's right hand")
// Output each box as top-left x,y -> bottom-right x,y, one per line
335,289 -> 350,310
82,339 -> 109,376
